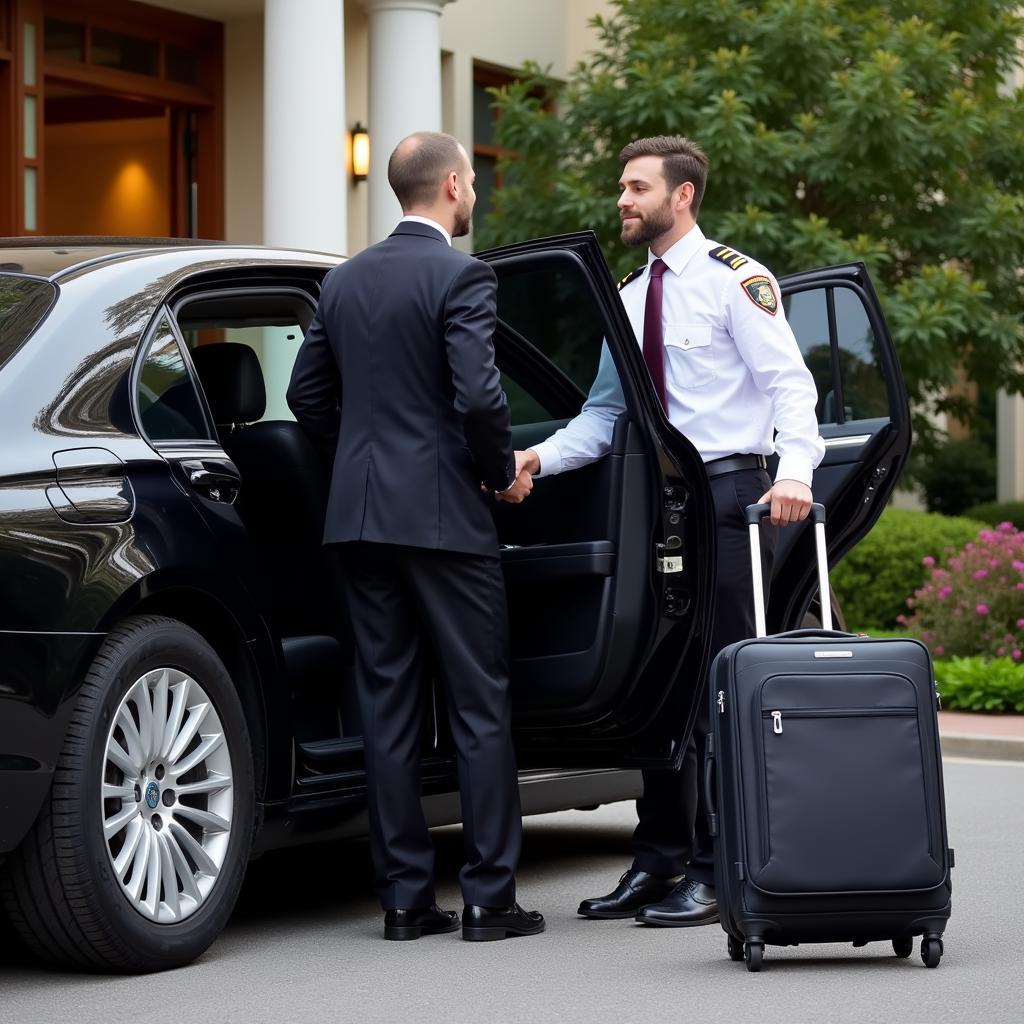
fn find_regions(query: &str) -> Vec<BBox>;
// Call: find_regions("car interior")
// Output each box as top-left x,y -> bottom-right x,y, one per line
175,258 -> 664,780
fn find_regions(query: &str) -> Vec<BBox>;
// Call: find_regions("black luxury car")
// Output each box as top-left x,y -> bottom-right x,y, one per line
0,235 -> 911,971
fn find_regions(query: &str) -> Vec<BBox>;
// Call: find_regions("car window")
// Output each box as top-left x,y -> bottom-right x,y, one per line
493,256 -> 605,424
0,274 -> 57,369
181,322 -> 304,422
784,285 -> 889,425
175,291 -> 314,423
137,317 -> 213,441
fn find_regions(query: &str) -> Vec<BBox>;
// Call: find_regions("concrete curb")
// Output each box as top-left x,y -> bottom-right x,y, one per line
940,733 -> 1024,761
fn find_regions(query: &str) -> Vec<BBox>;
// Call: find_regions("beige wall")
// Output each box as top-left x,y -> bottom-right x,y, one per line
344,0 -> 370,257
220,0 -> 614,252
436,0 -> 612,251
224,16 -> 263,244
45,118 -> 170,236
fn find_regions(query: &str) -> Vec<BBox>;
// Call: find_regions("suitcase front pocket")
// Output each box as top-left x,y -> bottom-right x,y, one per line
752,681 -> 944,896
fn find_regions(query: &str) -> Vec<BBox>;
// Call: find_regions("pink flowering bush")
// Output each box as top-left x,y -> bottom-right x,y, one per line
902,522 -> 1024,659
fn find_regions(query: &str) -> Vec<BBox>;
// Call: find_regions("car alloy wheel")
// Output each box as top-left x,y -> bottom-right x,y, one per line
102,668 -> 235,924
0,615 -> 254,971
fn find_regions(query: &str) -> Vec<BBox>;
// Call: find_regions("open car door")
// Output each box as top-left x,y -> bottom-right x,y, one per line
474,232 -> 715,771
769,263 -> 912,631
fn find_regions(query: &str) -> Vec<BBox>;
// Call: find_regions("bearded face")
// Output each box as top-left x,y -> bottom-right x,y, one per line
453,189 -> 473,238
620,192 -> 675,247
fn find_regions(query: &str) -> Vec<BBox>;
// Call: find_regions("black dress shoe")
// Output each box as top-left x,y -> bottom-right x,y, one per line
634,879 -> 718,927
384,904 -> 460,941
462,903 -> 545,941
577,870 -> 682,919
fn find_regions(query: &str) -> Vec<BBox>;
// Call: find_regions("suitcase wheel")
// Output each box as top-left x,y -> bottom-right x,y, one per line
744,940 -> 764,972
892,937 -> 913,959
921,937 -> 943,969
727,935 -> 744,962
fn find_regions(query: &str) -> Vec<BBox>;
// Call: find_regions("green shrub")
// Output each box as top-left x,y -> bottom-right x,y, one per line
963,500 -> 1024,528
833,508 -> 987,630
917,439 -> 996,517
935,657 -> 1024,713
902,521 -> 1024,658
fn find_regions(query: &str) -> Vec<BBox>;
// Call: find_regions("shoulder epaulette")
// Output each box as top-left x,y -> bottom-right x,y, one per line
617,264 -> 646,290
709,245 -> 749,271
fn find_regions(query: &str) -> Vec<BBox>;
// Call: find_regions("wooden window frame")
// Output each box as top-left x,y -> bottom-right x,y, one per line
7,0 -> 223,238
473,62 -> 551,191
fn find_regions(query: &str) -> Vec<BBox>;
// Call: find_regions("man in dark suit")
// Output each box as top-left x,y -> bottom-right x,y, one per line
287,131 -> 543,943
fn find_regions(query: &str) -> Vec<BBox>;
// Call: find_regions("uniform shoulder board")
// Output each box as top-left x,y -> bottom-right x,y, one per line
617,264 -> 646,290
708,245 -> 749,271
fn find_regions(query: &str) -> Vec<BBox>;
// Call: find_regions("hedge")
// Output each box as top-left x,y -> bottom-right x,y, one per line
963,500 -> 1024,528
935,657 -> 1024,713
832,508 -> 987,630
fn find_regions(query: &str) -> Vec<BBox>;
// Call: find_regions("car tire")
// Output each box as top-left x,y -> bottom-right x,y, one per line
0,615 -> 254,972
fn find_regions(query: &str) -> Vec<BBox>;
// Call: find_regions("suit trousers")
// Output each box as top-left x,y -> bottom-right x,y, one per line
631,467 -> 777,882
337,541 -> 521,910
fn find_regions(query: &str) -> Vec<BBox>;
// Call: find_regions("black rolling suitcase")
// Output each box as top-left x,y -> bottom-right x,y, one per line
704,502 -> 953,972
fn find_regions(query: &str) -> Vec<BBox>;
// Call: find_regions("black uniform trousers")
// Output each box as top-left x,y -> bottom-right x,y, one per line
337,541 -> 521,911
632,467 -> 778,883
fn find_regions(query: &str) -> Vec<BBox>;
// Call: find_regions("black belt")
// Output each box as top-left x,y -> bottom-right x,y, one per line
704,453 -> 767,480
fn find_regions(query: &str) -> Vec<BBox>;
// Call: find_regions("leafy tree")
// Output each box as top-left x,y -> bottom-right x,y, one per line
478,0 -> 1024,456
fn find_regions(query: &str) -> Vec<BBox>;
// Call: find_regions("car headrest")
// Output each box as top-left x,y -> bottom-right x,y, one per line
191,342 -> 267,424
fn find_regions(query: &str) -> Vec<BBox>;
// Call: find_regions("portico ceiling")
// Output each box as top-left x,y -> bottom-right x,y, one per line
144,0 -> 264,21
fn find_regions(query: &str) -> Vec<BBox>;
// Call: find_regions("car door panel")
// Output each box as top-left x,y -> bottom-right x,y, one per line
769,264 -> 911,632
475,233 -> 716,770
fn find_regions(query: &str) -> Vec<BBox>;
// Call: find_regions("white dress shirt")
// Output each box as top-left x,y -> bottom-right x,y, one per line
399,214 -> 452,246
530,224 -> 825,487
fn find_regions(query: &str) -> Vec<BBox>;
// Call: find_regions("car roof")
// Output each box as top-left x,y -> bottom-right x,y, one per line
0,236 -> 342,280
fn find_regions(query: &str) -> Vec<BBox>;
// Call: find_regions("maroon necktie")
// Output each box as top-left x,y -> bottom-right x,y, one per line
643,258 -> 668,409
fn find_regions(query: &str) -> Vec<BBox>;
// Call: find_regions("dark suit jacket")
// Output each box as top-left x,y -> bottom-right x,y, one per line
286,221 -> 514,558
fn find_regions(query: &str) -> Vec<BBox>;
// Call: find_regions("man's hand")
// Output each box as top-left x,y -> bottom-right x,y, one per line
757,478 -> 813,527
495,449 -> 540,504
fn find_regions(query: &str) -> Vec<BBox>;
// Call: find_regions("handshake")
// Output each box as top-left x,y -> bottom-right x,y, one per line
494,449 -> 540,504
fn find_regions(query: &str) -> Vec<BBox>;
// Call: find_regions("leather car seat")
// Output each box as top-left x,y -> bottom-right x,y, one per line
190,342 -> 357,731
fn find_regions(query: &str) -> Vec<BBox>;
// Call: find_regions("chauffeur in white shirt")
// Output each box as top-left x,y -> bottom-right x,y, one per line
505,135 -> 824,928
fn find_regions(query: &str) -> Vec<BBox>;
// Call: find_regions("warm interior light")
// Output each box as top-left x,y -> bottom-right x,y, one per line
351,122 -> 370,181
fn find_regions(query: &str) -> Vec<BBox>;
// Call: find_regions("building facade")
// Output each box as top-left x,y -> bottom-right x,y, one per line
1,0 -> 1020,501
0,0 -> 610,253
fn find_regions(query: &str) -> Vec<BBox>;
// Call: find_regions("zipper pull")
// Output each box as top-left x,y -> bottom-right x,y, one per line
717,690 -> 725,714
772,710 -> 783,735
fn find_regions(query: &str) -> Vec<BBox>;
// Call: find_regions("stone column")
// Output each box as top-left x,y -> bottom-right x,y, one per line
263,0 -> 347,254
362,0 -> 454,243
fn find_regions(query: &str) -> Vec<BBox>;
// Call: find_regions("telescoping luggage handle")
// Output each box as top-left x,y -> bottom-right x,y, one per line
745,502 -> 830,638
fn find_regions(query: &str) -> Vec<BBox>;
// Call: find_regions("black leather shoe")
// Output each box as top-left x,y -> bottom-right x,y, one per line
462,903 -> 545,941
634,879 -> 718,927
384,904 -> 460,941
577,870 -> 683,919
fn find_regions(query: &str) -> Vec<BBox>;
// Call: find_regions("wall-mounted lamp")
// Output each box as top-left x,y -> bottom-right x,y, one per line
351,122 -> 370,182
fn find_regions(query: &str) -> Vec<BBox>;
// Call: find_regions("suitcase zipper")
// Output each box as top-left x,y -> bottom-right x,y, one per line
763,706 -> 916,735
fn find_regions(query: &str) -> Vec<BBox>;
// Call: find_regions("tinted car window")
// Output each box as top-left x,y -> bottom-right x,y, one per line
137,318 -> 212,441
785,285 -> 888,424
832,287 -> 889,421
494,257 -> 603,423
0,274 -> 57,369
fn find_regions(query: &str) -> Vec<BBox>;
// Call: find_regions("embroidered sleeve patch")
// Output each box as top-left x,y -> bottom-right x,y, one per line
741,274 -> 778,316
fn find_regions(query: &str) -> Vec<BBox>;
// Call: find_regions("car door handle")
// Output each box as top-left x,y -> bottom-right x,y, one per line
182,460 -> 241,504
189,468 -> 237,488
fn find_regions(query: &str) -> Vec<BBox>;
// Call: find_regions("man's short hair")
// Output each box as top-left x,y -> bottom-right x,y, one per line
619,136 -> 709,216
388,132 -> 465,211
